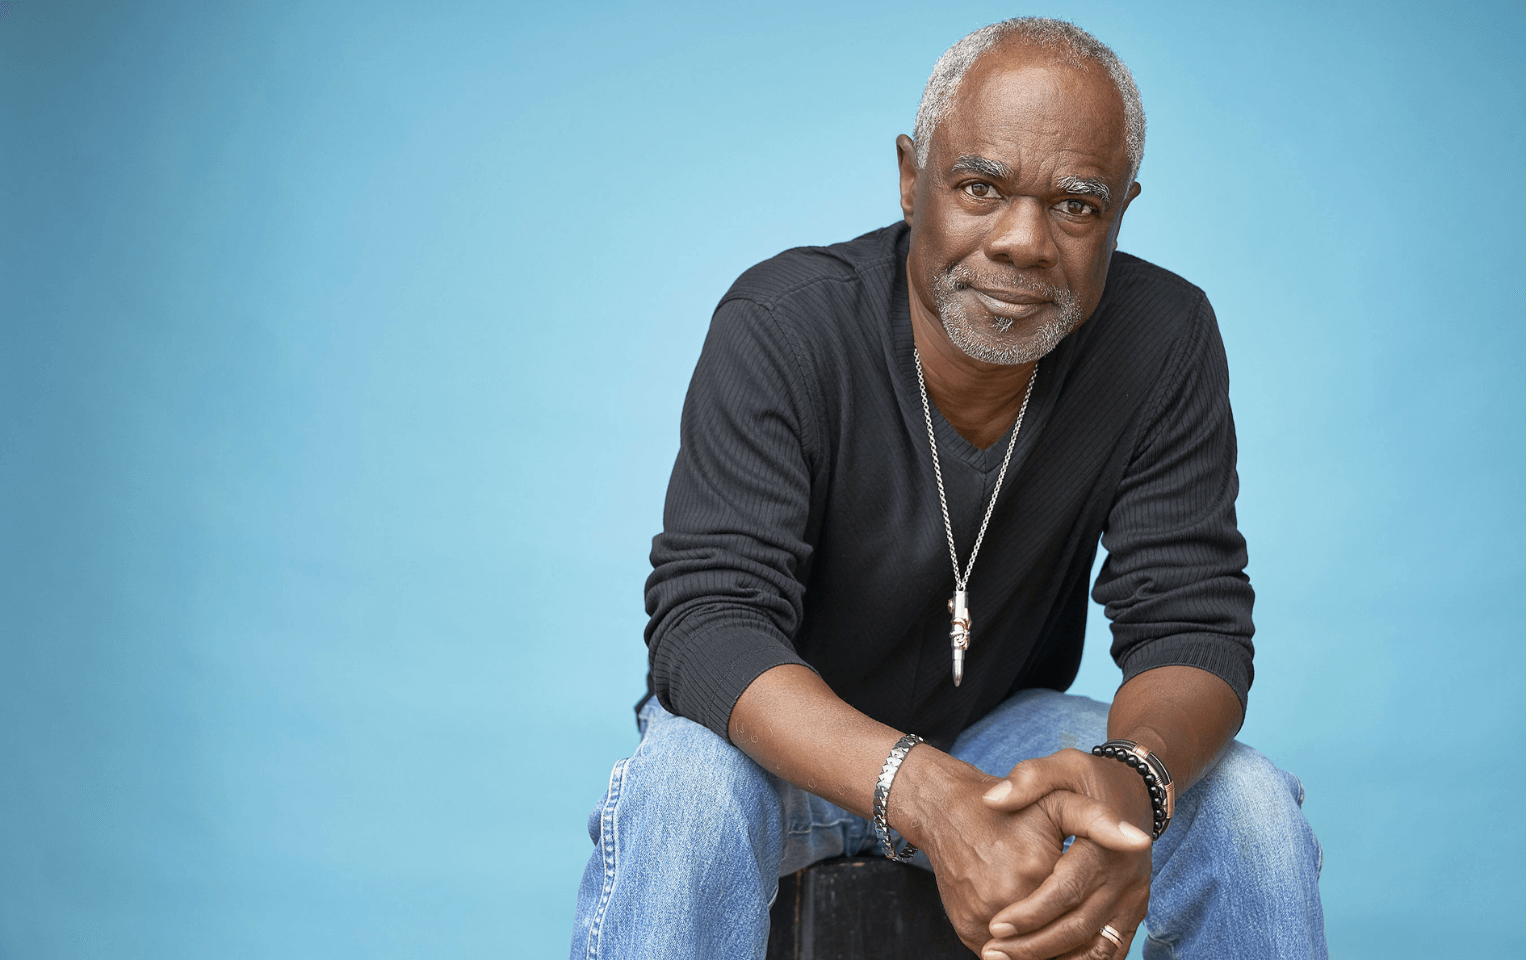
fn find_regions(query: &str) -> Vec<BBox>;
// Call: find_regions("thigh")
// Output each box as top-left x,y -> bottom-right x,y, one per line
619,697 -> 783,836
775,780 -> 879,875
947,687 -> 1111,776
630,699 -> 878,878
1143,742 -> 1326,958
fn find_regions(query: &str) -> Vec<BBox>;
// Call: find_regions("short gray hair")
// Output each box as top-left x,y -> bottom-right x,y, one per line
912,18 -> 1146,185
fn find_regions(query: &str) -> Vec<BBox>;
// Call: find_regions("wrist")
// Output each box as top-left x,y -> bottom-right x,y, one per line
1087,753 -> 1156,833
1091,739 -> 1174,838
872,734 -> 924,860
882,745 -> 990,855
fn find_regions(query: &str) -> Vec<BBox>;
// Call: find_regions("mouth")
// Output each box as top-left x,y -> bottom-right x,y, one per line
966,287 -> 1052,322
931,268 -> 1086,365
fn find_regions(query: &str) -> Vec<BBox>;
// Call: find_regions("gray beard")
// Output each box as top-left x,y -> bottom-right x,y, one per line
931,268 -> 1085,365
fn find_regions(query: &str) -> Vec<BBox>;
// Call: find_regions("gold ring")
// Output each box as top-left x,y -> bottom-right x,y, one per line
1099,924 -> 1124,947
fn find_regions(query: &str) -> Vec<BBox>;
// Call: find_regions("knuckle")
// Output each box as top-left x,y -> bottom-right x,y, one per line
1009,756 -> 1044,782
1056,874 -> 1089,908
984,884 -> 1023,917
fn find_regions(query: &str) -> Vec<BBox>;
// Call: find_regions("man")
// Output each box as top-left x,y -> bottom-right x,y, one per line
571,17 -> 1325,960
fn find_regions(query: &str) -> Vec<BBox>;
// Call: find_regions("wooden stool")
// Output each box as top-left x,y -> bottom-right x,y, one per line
766,856 -> 971,959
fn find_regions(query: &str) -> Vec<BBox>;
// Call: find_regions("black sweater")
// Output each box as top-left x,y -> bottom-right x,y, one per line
644,223 -> 1253,749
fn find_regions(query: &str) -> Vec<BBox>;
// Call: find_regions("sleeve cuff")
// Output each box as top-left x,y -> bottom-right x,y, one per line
1118,634 -> 1253,713
653,617 -> 817,742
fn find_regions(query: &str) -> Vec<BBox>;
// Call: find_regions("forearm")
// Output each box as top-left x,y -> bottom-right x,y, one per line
726,663 -> 988,827
1107,664 -> 1243,801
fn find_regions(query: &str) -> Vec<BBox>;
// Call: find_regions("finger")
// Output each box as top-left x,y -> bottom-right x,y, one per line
989,869 -> 1086,936
1102,920 -> 1140,960
982,753 -> 1073,811
985,882 -> 1146,960
988,847 -> 1149,958
1043,788 -> 1152,852
1053,916 -> 1142,960
982,925 -> 1135,960
979,890 -> 1118,960
989,838 -> 1118,933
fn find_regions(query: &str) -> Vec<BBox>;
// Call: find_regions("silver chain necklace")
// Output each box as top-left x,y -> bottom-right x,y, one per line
913,351 -> 1037,687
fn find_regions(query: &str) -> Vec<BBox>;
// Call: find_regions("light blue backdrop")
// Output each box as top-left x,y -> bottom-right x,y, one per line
2,1 -> 1521,957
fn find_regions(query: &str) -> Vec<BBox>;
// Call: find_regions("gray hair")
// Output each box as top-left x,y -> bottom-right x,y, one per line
912,18 -> 1146,185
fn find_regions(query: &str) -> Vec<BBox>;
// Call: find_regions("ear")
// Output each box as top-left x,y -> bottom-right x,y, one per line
1111,180 -> 1143,250
895,134 -> 919,225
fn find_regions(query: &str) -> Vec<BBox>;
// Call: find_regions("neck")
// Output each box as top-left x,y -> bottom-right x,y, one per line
909,279 -> 1038,450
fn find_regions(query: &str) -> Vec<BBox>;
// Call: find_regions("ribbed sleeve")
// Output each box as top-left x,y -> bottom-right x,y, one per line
1093,292 -> 1255,709
644,296 -> 819,739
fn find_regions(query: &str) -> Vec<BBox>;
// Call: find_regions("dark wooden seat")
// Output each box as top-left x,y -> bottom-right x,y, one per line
766,856 -> 972,959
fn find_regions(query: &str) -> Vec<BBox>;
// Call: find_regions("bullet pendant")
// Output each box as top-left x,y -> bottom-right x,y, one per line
948,588 -> 971,687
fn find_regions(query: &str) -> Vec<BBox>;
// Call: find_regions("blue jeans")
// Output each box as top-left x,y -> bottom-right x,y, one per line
569,689 -> 1326,959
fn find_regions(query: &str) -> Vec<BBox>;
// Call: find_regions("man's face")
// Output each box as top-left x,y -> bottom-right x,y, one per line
898,46 -> 1140,365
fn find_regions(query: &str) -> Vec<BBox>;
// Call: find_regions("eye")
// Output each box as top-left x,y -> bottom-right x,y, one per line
1058,197 -> 1099,217
962,181 -> 1000,200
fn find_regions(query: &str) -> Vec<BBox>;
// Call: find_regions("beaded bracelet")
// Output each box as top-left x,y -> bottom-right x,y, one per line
873,733 -> 924,861
1091,739 -> 1174,840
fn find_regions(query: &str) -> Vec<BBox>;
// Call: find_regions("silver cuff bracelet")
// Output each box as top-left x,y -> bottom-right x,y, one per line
872,733 -> 924,862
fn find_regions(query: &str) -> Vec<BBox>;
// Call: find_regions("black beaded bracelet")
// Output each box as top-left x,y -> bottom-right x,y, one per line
1091,739 -> 1174,840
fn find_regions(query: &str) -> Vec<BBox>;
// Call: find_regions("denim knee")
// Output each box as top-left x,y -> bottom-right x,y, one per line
600,705 -> 785,860
1144,743 -> 1326,957
1173,743 -> 1323,884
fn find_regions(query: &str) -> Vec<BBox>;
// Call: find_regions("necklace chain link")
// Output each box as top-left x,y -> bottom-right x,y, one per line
914,351 -> 1037,591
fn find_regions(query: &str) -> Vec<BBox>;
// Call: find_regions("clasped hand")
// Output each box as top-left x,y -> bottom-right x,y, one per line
910,749 -> 1155,960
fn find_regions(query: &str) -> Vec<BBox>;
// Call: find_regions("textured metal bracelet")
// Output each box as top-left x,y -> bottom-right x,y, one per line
873,733 -> 924,862
1092,739 -> 1174,839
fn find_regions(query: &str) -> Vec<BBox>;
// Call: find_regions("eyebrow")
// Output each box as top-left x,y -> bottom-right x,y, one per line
950,155 -> 1012,180
1058,175 -> 1112,209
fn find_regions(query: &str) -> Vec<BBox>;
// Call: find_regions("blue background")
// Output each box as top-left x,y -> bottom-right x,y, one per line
2,1 -> 1522,957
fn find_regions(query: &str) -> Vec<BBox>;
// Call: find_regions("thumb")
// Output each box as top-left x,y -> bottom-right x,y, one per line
1041,789 -> 1153,852
980,755 -> 1069,812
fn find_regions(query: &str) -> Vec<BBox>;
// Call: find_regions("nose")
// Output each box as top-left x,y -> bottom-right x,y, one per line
983,197 -> 1058,270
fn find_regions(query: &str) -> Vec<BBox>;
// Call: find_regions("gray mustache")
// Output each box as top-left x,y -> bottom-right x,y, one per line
946,269 -> 1074,305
